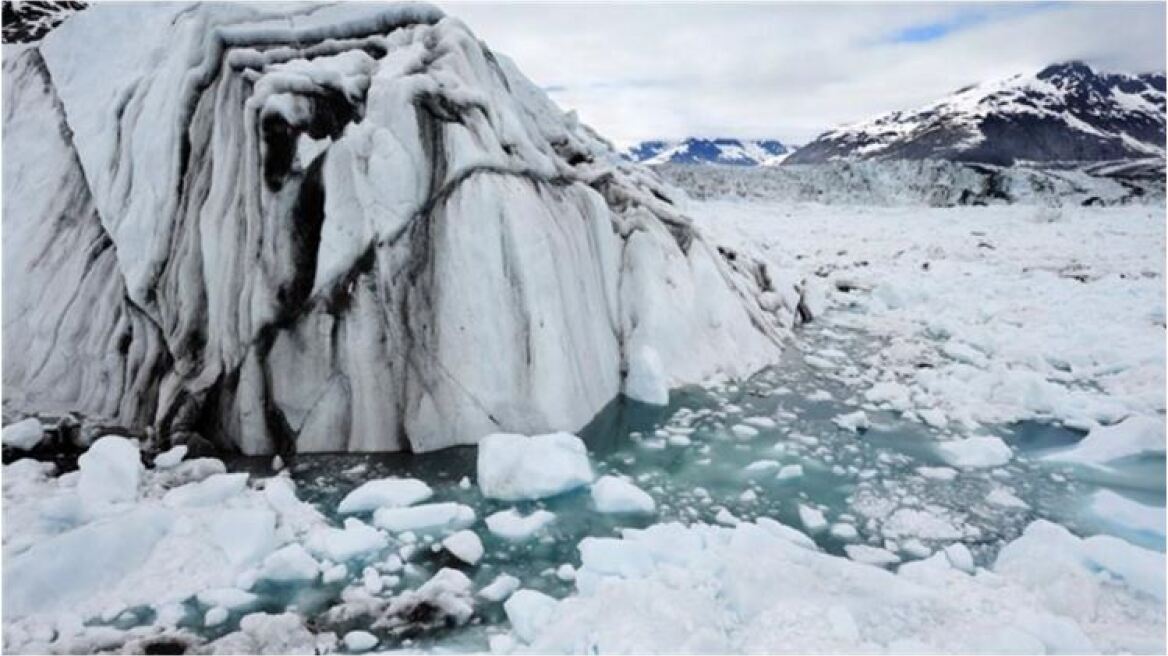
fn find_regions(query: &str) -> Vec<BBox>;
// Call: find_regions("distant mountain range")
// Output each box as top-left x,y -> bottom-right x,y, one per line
786,62 -> 1166,166
623,138 -> 792,166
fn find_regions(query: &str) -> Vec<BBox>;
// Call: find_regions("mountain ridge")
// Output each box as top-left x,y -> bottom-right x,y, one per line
785,61 -> 1166,166
624,137 -> 791,166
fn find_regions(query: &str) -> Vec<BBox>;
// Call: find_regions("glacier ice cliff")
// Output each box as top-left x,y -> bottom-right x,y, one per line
2,3 -> 798,454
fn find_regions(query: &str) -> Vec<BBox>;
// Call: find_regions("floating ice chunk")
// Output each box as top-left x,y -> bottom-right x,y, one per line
343,631 -> 377,653
206,611 -> 328,655
477,432 -> 593,501
211,509 -> 277,567
591,476 -> 655,514
443,530 -> 484,565
204,606 -> 228,627
744,459 -> 781,476
336,478 -> 432,514
943,543 -> 975,573
1044,416 -> 1165,465
504,589 -> 558,644
362,567 -> 382,594
808,390 -> 833,401
77,436 -> 142,510
485,509 -> 556,541
916,466 -> 958,480
743,416 -> 777,429
258,544 -> 319,583
730,424 -> 760,439
166,458 -> 227,486
578,537 -> 655,578
716,508 -> 740,526
373,502 -> 475,534
864,381 -> 911,410
153,445 -> 187,469
844,544 -> 900,566
918,408 -> 948,428
755,517 -> 816,550
986,487 -> 1029,509
556,564 -> 577,581
1090,490 -> 1165,537
322,563 -> 348,584
197,587 -> 258,610
798,504 -> 828,533
479,574 -> 520,602
996,519 -> 1166,601
739,489 -> 758,503
383,553 -> 404,573
625,346 -> 669,405
776,464 -> 804,480
936,435 -> 1012,468
830,523 -> 859,541
898,551 -> 956,585
883,507 -> 963,541
235,570 -> 259,593
163,473 -> 248,508
833,411 -> 870,433
899,538 -> 932,559
2,418 -> 44,450
3,507 -> 172,617
639,437 -> 667,450
385,568 -> 474,627
305,518 -> 387,562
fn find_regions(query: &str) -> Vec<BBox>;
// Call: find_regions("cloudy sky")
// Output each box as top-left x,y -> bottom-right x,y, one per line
436,1 -> 1166,146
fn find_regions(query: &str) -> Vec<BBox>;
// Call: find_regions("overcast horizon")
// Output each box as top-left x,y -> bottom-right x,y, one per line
437,1 -> 1167,146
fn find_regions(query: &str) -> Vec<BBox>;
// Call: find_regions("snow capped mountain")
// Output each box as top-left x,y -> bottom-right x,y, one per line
787,62 -> 1166,166
625,138 -> 790,166
2,2 -> 798,455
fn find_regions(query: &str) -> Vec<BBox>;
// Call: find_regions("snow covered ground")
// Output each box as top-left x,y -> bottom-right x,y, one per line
689,198 -> 1165,443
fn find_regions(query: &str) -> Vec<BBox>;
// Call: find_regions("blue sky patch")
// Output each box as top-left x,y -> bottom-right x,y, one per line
886,3 -> 1063,45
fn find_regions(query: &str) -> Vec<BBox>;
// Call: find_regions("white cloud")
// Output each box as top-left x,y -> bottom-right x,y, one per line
437,1 -> 1166,145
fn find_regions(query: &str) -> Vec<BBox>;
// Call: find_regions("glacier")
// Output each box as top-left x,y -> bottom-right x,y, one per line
2,2 -> 797,455
658,158 -> 1166,207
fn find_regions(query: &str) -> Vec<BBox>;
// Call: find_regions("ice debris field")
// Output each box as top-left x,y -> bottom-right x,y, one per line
3,194 -> 1166,654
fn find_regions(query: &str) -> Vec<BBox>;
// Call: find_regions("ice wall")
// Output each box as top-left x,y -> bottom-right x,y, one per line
3,3 -> 796,453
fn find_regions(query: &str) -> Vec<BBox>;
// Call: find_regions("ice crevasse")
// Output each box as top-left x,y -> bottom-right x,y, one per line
1,2 -> 801,453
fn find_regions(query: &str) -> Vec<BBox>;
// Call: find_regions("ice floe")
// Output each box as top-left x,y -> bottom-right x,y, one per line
372,503 -> 476,534
936,435 -> 1013,469
1,418 -> 44,450
336,478 -> 433,514
485,509 -> 556,542
477,432 -> 594,501
590,475 -> 656,514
